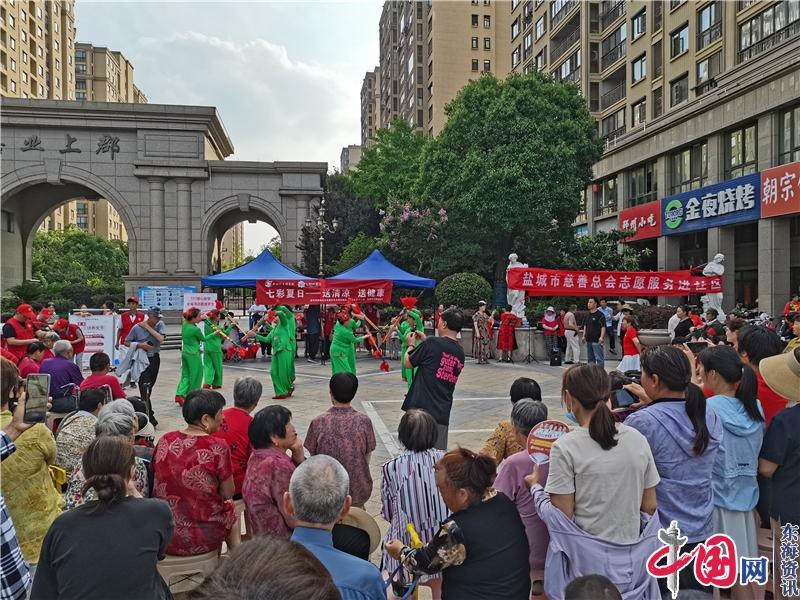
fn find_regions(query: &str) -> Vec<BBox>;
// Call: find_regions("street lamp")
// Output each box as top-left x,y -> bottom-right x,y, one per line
304,198 -> 338,366
305,197 -> 339,278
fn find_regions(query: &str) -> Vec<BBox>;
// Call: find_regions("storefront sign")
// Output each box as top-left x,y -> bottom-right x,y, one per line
619,200 -> 661,242
507,267 -> 723,296
256,279 -> 393,305
661,173 -> 761,236
761,160 -> 800,218
183,293 -> 218,313
68,314 -> 116,370
138,286 -> 196,311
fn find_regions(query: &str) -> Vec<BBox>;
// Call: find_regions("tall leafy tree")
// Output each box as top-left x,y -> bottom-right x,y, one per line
420,73 -> 603,283
349,118 -> 428,207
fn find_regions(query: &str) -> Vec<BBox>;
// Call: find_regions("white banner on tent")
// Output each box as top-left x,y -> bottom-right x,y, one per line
183,293 -> 218,314
69,314 -> 116,370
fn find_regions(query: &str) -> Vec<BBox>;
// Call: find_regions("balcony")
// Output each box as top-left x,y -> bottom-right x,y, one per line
602,124 -> 626,141
551,0 -> 579,30
601,41 -> 626,70
600,82 -> 625,110
695,77 -> 718,97
738,20 -> 800,63
600,1 -> 625,30
697,21 -> 722,50
551,28 -> 580,62
555,66 -> 581,84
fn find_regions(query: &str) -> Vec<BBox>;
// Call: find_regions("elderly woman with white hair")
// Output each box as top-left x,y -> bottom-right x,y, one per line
63,399 -> 150,509
494,399 -> 550,597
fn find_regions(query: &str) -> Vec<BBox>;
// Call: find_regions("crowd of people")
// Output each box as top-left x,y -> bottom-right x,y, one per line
1,291 -> 799,600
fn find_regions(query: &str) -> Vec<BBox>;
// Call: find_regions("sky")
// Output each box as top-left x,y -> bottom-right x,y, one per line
75,0 -> 382,254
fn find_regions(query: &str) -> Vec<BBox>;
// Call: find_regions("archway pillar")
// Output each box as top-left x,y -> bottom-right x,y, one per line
175,178 -> 195,274
147,177 -> 167,273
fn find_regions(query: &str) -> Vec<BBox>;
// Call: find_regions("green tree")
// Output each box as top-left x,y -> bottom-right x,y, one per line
349,118 -> 428,207
563,230 -> 647,271
435,273 -> 493,309
331,233 -> 380,273
420,73 -> 603,284
298,173 -> 380,275
266,235 -> 282,260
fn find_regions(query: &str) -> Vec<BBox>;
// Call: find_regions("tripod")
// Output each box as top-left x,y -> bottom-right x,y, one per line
523,326 -> 540,364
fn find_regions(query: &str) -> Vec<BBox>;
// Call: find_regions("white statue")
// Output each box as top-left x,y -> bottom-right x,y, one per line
701,253 -> 725,315
506,252 -> 528,318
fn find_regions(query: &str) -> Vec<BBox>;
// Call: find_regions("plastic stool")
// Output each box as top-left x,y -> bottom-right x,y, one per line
157,549 -> 220,593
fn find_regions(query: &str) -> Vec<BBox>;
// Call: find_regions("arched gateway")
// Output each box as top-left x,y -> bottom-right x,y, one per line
1,99 -> 325,296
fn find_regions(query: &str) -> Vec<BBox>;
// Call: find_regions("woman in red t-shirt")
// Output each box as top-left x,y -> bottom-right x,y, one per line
617,314 -> 643,373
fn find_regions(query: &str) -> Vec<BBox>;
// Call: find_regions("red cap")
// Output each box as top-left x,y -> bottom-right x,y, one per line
16,304 -> 36,319
215,300 -> 225,310
127,296 -> 139,304
55,318 -> 70,329
39,308 -> 53,318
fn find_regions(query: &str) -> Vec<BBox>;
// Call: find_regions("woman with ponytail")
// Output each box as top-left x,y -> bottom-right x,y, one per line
31,435 -> 173,600
625,345 -> 723,595
698,345 -> 764,600
545,364 -> 659,545
386,447 -> 530,600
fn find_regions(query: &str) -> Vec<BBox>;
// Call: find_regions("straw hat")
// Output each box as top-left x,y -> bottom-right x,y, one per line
340,507 -> 381,555
760,348 -> 800,403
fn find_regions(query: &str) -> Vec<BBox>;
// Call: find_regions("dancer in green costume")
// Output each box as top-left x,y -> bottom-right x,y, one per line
347,307 -> 362,371
330,311 -> 368,375
275,305 -> 297,383
248,310 -> 293,399
202,309 -> 233,389
398,309 -> 423,389
175,307 -> 215,405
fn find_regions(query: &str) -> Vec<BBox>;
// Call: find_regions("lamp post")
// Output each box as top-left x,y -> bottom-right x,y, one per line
305,198 -> 338,365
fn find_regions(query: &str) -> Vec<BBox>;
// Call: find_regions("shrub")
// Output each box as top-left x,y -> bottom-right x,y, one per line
631,305 -> 675,329
435,273 -> 493,309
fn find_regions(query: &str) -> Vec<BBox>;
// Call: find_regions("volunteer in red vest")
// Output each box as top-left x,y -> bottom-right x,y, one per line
53,318 -> 86,367
34,308 -> 54,334
117,296 -> 145,348
1,304 -> 42,362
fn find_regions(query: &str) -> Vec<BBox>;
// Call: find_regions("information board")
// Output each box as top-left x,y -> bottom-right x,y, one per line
138,286 -> 196,311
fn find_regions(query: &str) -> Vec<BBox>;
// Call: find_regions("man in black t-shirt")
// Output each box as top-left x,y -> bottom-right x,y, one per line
401,308 -> 466,450
582,297 -> 606,367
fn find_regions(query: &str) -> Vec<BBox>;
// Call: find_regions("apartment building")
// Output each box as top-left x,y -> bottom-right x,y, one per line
74,42 -> 147,103
0,0 -> 76,100
340,144 -> 363,172
361,68 -> 381,147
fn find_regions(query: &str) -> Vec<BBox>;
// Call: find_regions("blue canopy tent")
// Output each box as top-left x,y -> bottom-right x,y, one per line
328,250 -> 436,289
201,249 -> 310,289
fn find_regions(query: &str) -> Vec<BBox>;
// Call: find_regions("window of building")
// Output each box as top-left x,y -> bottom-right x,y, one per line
601,107 -> 625,139
22,51 -> 27,64
632,54 -> 646,83
8,15 -> 14,27
76,63 -> 86,74
601,23 -> 627,67
535,48 -> 547,70
632,8 -> 646,38
76,216 -> 88,229
20,9 -> 25,21
595,175 -> 619,216
484,37 -> 491,49
55,77 -> 59,87
472,59 -> 479,71
512,45 -> 521,67
484,0 -> 491,5
671,24 -> 689,57
10,80 -> 16,93
512,17 -> 520,38
484,15 -> 491,28
670,0 -> 685,8
472,36 -> 479,49
512,0 -> 520,9
653,40 -> 663,78
21,30 -> 27,43
76,49 -> 86,61
10,58 -> 16,72
740,1 -> 800,56
725,123 -> 757,179
535,16 -> 545,39
55,58 -> 60,70
36,6 -> 42,18
9,37 -> 14,50
22,71 -> 28,83
37,64 -> 43,76
696,50 -> 721,94
472,13 -> 479,27
628,160 -> 657,206
523,32 -> 533,58
670,73 -> 688,106
779,105 -> 800,164
670,141 -> 708,193
698,1 -> 722,49
38,83 -> 44,96
556,50 -> 580,82
632,98 -> 647,127
36,26 -> 42,38
483,59 -> 491,71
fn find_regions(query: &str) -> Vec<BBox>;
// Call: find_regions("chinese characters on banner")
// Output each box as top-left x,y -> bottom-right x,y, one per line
661,173 -> 761,236
256,279 -> 393,305
618,200 -> 662,242
68,314 -> 117,370
761,160 -> 800,219
507,267 -> 723,296
183,293 -> 219,313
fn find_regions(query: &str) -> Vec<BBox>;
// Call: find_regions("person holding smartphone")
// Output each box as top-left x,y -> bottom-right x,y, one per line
0,358 -> 64,571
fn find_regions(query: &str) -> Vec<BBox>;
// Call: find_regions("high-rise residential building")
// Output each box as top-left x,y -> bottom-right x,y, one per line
74,42 -> 148,103
0,0 -> 76,100
39,42 -> 150,242
216,223 -> 245,271
361,68 -> 381,146
515,0 -> 800,316
340,144 -> 363,172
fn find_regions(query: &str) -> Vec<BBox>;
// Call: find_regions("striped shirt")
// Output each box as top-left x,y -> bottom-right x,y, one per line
1,433 -> 31,600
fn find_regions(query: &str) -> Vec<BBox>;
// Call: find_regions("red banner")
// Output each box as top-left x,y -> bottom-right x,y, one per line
256,279 -> 393,305
761,160 -> 800,218
507,268 -> 723,296
618,200 -> 661,242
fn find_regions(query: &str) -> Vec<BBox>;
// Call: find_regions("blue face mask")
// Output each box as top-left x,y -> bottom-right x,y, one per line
564,410 -> 578,425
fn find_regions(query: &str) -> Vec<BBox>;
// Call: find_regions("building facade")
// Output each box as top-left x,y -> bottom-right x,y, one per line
361,68 -> 381,146
0,0 -> 76,100
340,144 -> 363,172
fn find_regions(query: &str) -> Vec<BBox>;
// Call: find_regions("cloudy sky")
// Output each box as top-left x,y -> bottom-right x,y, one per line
76,1 -> 381,254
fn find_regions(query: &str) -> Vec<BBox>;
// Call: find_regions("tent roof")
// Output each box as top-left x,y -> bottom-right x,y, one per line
329,250 -> 436,289
201,249 -> 309,288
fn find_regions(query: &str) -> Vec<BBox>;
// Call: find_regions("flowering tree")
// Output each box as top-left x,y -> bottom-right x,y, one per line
378,198 -> 449,276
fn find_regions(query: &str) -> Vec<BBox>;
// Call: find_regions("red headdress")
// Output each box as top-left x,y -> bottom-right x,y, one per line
400,297 -> 418,310
266,310 -> 277,322
215,300 -> 225,310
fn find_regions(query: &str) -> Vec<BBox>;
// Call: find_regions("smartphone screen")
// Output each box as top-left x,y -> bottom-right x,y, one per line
615,388 -> 637,408
24,373 -> 50,424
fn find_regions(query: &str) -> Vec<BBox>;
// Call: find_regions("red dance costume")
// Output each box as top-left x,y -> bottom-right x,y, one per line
497,313 -> 522,352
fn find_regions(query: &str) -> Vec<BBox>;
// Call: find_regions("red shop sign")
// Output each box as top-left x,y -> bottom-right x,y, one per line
507,267 -> 723,297
256,279 -> 392,305
618,200 -> 661,242
761,160 -> 800,219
